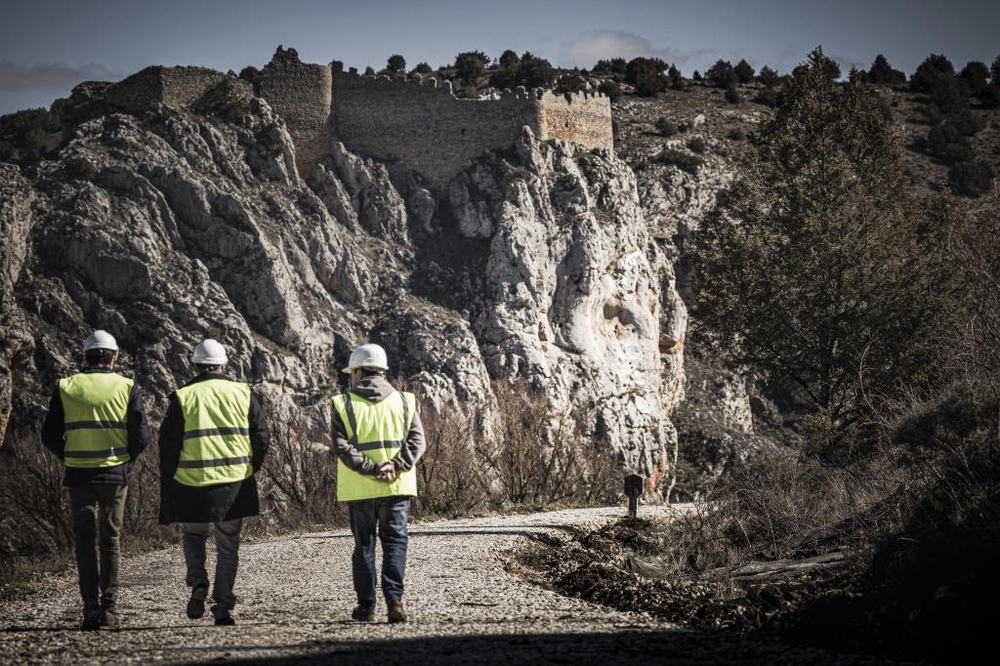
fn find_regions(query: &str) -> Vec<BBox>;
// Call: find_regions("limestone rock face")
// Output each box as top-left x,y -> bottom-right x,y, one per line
447,128 -> 678,483
0,96 -> 686,495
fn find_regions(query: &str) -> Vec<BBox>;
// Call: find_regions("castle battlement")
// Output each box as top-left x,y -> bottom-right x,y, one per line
89,47 -> 614,191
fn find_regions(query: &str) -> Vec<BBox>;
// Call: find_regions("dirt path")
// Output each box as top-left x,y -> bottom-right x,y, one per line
0,505 -> 916,665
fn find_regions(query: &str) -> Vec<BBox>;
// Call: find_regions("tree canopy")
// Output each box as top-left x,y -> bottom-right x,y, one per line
691,48 -> 963,441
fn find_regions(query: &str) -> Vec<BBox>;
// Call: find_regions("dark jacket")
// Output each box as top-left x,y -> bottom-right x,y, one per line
158,371 -> 270,524
40,367 -> 152,487
331,374 -> 426,477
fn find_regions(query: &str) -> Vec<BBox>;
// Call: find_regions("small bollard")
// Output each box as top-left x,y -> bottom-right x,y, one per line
624,473 -> 644,517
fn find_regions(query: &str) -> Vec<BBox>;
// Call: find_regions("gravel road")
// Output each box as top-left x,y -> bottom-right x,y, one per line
0,505 -> 920,665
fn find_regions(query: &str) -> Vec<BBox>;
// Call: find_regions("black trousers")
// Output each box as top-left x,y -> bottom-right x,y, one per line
68,484 -> 127,615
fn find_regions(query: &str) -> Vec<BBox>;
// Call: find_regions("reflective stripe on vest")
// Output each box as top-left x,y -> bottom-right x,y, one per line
174,379 -> 252,487
332,389 -> 417,502
59,373 -> 133,469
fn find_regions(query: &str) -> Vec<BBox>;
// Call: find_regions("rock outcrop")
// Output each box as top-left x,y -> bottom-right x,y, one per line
0,79 -> 685,493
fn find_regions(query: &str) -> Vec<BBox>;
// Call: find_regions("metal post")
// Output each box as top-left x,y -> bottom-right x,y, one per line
624,473 -> 644,517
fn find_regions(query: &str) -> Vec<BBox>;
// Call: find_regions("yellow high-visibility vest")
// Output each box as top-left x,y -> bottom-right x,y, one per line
174,379 -> 252,487
332,390 -> 417,501
59,372 -> 133,469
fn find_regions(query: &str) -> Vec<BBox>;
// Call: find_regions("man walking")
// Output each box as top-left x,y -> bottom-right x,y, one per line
332,343 -> 426,623
158,338 -> 270,626
41,330 -> 151,630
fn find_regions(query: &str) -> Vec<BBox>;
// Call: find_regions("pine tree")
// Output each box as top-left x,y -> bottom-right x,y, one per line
692,48 -> 963,440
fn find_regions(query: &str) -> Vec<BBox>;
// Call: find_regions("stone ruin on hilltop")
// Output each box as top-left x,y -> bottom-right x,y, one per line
66,46 -> 615,190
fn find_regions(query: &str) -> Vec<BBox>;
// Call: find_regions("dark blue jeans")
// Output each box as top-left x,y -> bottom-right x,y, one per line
348,496 -> 410,609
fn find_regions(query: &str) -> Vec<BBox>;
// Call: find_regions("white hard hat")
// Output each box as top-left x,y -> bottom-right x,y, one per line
342,343 -> 388,374
83,330 -> 118,352
191,339 -> 228,365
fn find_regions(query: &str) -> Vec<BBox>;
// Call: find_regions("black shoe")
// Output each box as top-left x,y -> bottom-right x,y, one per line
351,605 -> 375,622
387,599 -> 407,624
187,585 -> 208,619
214,615 -> 235,626
81,611 -> 101,631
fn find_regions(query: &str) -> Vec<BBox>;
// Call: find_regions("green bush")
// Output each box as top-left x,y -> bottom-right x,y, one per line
386,54 -> 406,74
454,50 -> 490,84
692,48 -> 964,437
724,85 -> 742,104
498,49 -> 520,69
734,59 -> 755,84
727,127 -> 746,141
655,117 -> 678,137
555,74 -> 586,95
686,136 -> 707,153
867,54 -> 907,86
625,57 -> 667,96
655,148 -> 703,174
597,80 -> 622,102
757,65 -> 780,87
706,60 -> 737,88
948,160 -> 995,197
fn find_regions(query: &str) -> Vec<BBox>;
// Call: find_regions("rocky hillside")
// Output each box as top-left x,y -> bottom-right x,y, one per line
2,58 -> 997,508
0,73 -> 683,502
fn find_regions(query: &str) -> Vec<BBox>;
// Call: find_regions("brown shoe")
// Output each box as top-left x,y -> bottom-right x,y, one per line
100,608 -> 120,630
351,605 -> 375,621
387,599 -> 407,624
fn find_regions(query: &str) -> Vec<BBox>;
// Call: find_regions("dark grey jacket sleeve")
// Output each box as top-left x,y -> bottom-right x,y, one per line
391,406 -> 426,473
248,391 -> 270,473
126,384 -> 152,460
40,384 -> 65,459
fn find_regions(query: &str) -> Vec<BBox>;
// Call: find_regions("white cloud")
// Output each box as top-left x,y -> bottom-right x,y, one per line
558,31 -> 688,69
0,62 -> 122,91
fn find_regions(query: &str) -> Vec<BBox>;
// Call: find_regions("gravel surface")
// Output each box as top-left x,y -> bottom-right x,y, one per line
0,505 -> 919,665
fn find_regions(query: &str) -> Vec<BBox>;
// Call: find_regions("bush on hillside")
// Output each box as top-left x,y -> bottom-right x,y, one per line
597,80 -> 622,102
454,50 -> 490,84
625,57 -> 668,97
734,59 -> 755,84
386,54 -> 406,74
655,148 -> 703,174
960,60 -> 990,96
655,117 -> 678,137
948,160 -> 995,197
757,65 -> 780,87
686,136 -> 707,153
706,60 -> 737,88
0,107 -> 61,165
867,54 -> 907,86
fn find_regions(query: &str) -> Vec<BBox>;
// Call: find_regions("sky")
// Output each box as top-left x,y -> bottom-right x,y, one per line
2,0 -> 999,115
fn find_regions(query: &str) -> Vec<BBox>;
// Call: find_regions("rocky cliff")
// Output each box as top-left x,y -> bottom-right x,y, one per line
0,81 -> 684,493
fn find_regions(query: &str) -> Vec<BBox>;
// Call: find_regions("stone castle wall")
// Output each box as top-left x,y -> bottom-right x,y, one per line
331,72 -> 543,189
107,66 -> 226,112
96,52 -> 614,190
256,53 -> 333,175
537,91 -> 614,150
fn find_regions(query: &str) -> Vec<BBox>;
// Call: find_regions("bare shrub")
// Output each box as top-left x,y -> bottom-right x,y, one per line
482,380 -> 622,508
260,419 -> 344,531
657,445 -> 906,579
412,403 -> 492,517
481,380 -> 551,506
